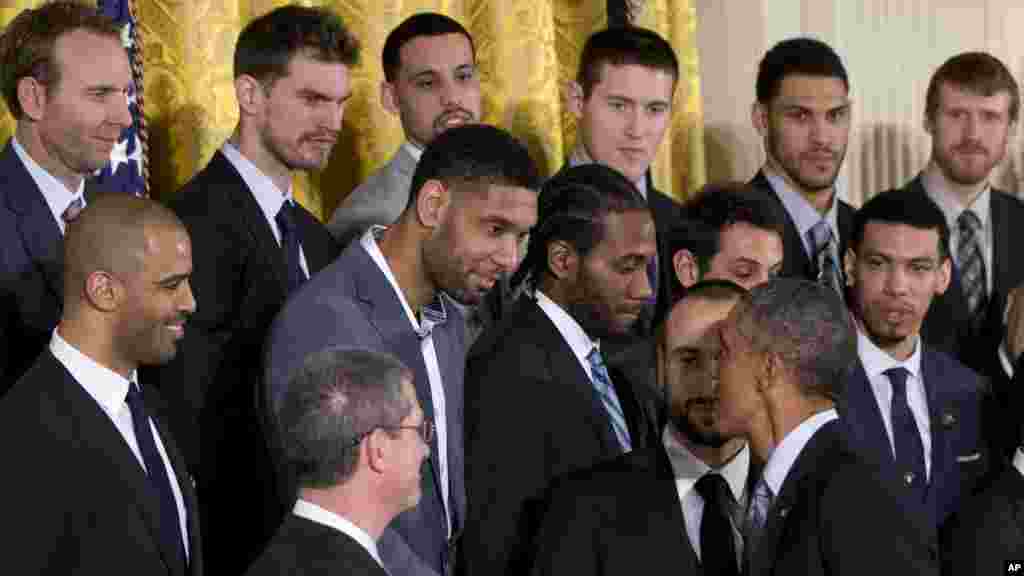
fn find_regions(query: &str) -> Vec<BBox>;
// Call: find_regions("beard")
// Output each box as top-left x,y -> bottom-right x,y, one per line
669,399 -> 730,449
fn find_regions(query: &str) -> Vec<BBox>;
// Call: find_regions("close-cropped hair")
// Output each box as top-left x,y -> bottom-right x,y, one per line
277,347 -> 414,491
850,189 -> 950,261
756,37 -> 849,103
234,4 -> 360,85
736,278 -> 855,402
576,26 -> 679,98
512,163 -> 647,290
406,123 -> 541,210
0,1 -> 122,118
925,51 -> 1020,124
382,12 -> 474,83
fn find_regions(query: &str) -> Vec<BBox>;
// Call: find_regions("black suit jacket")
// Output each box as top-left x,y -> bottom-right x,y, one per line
901,176 -> 1024,458
245,514 -> 388,576
461,296 -> 657,576
749,170 -> 855,284
0,351 -> 202,576
146,149 -> 338,575
530,442 -> 757,576
748,419 -> 938,576
0,139 -> 103,393
941,463 -> 1024,575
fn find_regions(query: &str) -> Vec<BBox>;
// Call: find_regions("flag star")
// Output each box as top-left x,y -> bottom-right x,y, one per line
109,137 -> 130,174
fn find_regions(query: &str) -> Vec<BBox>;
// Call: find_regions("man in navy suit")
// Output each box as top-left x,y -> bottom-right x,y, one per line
840,190 -> 992,540
145,7 -> 357,574
247,348 -> 428,576
266,124 -> 541,576
0,2 -> 133,392
0,194 -> 201,575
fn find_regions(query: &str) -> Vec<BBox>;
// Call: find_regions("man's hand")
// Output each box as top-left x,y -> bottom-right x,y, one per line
1005,284 -> 1024,363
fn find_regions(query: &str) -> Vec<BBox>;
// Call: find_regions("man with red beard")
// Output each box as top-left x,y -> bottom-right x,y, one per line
462,164 -> 659,576
145,7 -> 358,575
901,53 -> 1024,458
749,38 -> 854,300
839,190 -> 993,545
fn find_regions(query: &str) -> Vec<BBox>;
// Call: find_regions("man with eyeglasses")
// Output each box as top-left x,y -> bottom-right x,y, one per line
248,347 -> 431,576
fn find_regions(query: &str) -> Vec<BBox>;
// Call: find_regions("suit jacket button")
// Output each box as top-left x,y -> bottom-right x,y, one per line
904,472 -> 915,485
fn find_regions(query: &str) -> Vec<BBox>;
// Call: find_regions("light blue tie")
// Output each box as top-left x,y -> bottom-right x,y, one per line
586,347 -> 632,453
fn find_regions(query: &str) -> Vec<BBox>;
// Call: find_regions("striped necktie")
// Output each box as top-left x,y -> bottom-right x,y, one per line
586,347 -> 632,453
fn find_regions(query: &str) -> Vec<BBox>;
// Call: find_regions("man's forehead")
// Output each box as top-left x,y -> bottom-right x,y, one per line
592,62 -> 676,100
399,33 -> 475,73
860,221 -> 941,257
54,29 -> 130,80
938,81 -> 1012,110
666,298 -> 735,345
773,75 -> 849,108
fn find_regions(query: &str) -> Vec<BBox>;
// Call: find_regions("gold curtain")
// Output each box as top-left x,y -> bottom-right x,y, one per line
0,0 -> 704,218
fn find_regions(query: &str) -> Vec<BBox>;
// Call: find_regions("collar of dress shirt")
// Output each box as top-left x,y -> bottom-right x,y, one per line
12,136 -> 85,233
403,140 -> 424,163
534,289 -> 599,382
359,225 -> 448,333
856,326 -> 922,382
663,424 -> 750,503
922,161 -> 991,236
764,167 -> 838,254
221,141 -> 295,228
292,499 -> 383,567
50,329 -> 134,418
1014,447 -> 1024,478
761,408 -> 838,497
568,144 -> 648,200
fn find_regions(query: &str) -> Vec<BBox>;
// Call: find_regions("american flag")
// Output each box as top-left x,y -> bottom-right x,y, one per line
95,0 -> 147,197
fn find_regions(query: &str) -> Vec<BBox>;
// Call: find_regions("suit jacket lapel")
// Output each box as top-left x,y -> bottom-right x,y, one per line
3,141 -> 64,307
53,355 -> 186,576
651,444 -> 701,573
751,170 -> 813,279
841,361 -> 896,466
919,350 -> 948,525
990,191 -> 1013,297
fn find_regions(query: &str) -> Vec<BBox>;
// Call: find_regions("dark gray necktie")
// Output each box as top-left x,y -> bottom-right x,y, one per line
956,210 -> 987,333
275,200 -> 307,293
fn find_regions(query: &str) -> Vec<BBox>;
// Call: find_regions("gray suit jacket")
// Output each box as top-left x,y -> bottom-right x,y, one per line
265,238 -> 466,576
328,145 -> 416,248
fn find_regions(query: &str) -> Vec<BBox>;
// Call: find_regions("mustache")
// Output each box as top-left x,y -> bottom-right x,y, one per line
301,131 -> 339,143
954,141 -> 989,155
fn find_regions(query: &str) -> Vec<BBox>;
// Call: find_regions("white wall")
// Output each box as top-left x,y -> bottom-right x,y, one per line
695,0 -> 1024,205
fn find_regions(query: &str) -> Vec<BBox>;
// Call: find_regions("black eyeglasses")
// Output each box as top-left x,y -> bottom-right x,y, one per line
349,418 -> 434,447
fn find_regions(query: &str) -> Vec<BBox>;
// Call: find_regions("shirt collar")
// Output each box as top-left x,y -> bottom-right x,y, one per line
403,141 -> 424,163
856,327 -> 922,382
921,162 -> 991,234
292,499 -> 383,567
221,141 -> 294,222
359,225 -> 448,334
49,329 -> 134,418
12,136 -> 85,233
663,425 -> 750,503
764,167 -> 838,245
761,408 -> 838,497
569,144 -> 648,199
1014,447 -> 1024,478
533,289 -> 598,378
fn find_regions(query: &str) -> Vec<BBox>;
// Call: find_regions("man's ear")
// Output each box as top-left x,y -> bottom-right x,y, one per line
235,74 -> 265,118
84,270 -> 121,313
415,180 -> 450,229
381,80 -> 399,116
935,256 -> 952,295
546,239 -> 579,281
673,249 -> 700,288
566,80 -> 585,120
751,101 -> 768,137
16,76 -> 46,122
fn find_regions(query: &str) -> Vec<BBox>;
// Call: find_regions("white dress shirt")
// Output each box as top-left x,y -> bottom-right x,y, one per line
1014,447 -> 1024,478
50,330 -> 190,558
12,136 -> 85,235
568,145 -> 648,200
856,329 -> 933,479
534,290 -> 599,382
663,426 -> 749,564
220,142 -> 310,276
361,226 -> 451,536
922,163 -> 993,295
404,141 -> 424,163
765,169 -> 839,263
292,499 -> 383,567
762,409 -> 838,499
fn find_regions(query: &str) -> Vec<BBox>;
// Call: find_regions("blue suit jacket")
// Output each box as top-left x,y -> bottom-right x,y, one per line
266,239 -> 466,576
839,347 -> 992,533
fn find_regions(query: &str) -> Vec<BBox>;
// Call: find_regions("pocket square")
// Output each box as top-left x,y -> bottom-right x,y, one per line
955,452 -> 981,463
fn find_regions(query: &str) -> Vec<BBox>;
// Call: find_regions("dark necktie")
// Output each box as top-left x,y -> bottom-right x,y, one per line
125,381 -> 186,569
884,367 -> 927,500
275,200 -> 307,293
62,196 -> 84,225
695,473 -> 739,576
809,220 -> 843,300
956,210 -> 987,334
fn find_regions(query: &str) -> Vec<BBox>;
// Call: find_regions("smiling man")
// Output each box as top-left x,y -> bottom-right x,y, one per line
0,2 -> 133,392
749,38 -> 854,298
144,6 -> 359,574
839,190 -> 992,543
463,164 -> 659,576
267,124 -> 540,576
329,13 -> 481,248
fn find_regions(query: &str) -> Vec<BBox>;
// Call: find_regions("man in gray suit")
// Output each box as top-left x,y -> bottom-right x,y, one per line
266,124 -> 540,576
327,13 -> 481,248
